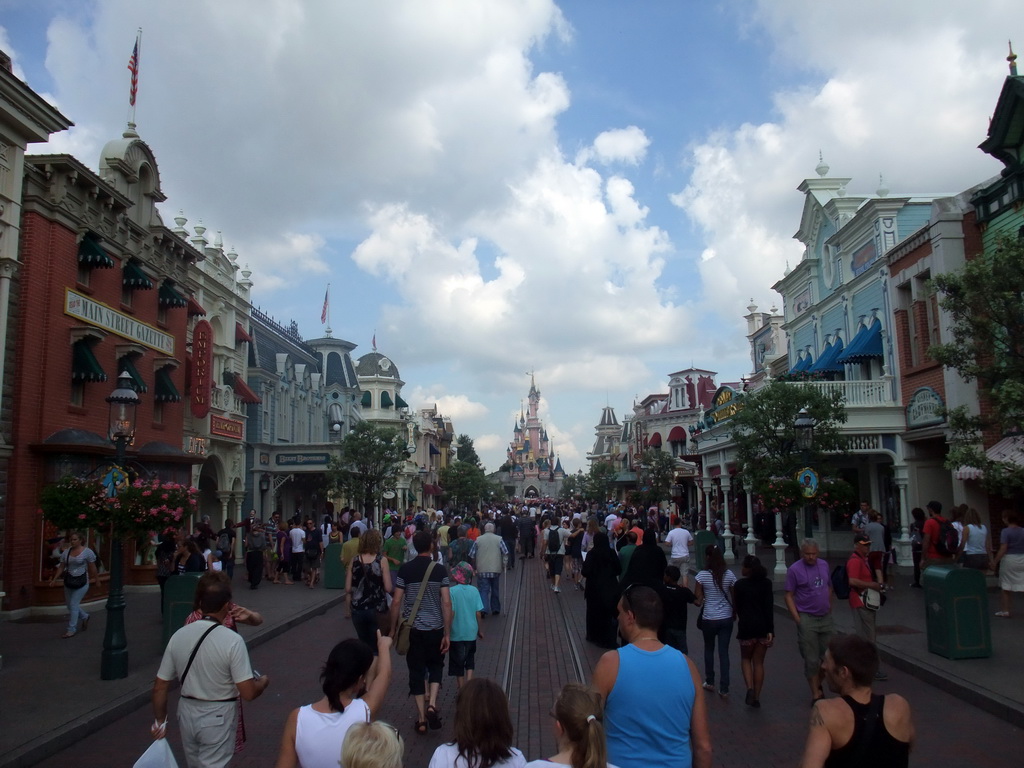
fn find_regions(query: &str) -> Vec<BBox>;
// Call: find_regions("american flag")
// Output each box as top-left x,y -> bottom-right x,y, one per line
321,287 -> 329,324
127,38 -> 140,106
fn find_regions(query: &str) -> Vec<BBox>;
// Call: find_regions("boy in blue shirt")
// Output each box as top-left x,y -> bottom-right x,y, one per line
448,561 -> 484,689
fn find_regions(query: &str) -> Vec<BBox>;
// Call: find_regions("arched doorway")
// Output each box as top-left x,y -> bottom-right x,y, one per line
198,455 -> 225,529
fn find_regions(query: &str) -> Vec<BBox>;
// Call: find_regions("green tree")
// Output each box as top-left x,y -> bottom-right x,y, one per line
439,461 -> 490,510
559,470 -> 587,501
326,422 -> 409,519
931,235 -> 1024,495
728,381 -> 848,496
586,460 -> 619,503
455,434 -> 482,468
633,449 -> 677,509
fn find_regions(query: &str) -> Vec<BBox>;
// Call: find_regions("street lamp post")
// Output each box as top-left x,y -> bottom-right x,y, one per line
793,408 -> 817,540
101,371 -> 139,680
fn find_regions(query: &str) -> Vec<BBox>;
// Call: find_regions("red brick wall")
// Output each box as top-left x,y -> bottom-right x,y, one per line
4,210 -> 189,609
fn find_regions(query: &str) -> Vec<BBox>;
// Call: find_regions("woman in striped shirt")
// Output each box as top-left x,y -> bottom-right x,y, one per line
694,545 -> 737,699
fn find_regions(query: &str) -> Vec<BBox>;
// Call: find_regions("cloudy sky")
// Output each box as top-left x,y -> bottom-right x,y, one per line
3,0 -> 1021,472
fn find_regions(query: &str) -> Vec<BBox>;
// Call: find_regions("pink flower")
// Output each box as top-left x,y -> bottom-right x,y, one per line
142,490 -> 152,497
78,514 -> 87,519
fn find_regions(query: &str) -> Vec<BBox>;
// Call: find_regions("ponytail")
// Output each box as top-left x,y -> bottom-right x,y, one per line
553,684 -> 607,768
577,713 -> 607,768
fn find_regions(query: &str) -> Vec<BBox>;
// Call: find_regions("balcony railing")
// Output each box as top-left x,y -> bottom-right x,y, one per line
794,379 -> 894,406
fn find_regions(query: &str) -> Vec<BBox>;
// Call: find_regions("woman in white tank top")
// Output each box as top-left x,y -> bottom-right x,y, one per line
275,633 -> 392,768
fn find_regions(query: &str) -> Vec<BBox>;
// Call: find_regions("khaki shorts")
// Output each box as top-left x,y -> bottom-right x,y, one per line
796,612 -> 833,680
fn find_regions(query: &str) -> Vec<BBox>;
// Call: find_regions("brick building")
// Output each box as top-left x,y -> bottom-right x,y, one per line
4,125 -> 200,612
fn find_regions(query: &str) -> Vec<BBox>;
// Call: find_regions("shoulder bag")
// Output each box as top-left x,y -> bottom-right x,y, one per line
63,551 -> 88,590
395,561 -> 437,656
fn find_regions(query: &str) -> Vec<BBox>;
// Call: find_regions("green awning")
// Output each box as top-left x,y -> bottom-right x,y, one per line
158,281 -> 188,308
380,390 -> 393,408
118,356 -> 148,393
154,367 -> 181,402
72,341 -> 107,382
78,234 -> 114,269
396,394 -> 409,409
360,391 -> 371,407
122,259 -> 153,290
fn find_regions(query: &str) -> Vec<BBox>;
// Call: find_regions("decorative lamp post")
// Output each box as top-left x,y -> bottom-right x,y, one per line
102,371 -> 139,680
793,408 -> 817,539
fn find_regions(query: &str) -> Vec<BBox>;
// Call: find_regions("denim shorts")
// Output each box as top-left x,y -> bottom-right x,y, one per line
448,640 -> 477,676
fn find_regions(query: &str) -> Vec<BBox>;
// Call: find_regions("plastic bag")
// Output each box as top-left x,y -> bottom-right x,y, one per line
133,739 -> 179,768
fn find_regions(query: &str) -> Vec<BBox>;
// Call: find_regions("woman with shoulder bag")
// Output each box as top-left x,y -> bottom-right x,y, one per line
347,529 -> 393,682
693,545 -> 737,699
49,531 -> 99,638
957,507 -> 991,571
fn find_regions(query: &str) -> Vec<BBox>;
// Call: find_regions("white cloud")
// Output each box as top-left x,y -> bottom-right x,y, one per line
577,125 -> 650,166
403,388 -> 490,422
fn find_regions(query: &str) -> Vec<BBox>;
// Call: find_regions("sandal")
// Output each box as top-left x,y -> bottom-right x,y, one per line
61,632 -> 75,639
426,705 -> 442,730
415,720 -> 428,735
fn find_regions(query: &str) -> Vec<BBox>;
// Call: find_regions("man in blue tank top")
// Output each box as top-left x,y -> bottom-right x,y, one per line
592,585 -> 712,768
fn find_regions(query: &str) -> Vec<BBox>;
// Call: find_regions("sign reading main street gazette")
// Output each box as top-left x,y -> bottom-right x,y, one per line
65,289 -> 175,355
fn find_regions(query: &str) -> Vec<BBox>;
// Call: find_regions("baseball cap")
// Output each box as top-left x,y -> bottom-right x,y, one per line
853,534 -> 871,545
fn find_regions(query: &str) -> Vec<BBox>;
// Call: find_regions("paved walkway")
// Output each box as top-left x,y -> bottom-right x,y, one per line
2,545 -> 1023,767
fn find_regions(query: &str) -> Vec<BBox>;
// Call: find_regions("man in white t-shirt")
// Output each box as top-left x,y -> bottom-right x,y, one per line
151,582 -> 268,768
665,519 -> 694,584
348,510 -> 367,538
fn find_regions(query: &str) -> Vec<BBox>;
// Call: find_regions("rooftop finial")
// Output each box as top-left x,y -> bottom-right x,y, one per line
815,151 -> 829,177
876,174 -> 889,198
1010,40 -> 1018,77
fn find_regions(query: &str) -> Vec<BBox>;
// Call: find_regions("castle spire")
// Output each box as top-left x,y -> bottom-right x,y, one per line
1010,40 -> 1018,77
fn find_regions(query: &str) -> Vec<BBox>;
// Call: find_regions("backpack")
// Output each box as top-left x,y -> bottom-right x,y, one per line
216,531 -> 231,555
548,527 -> 561,554
934,518 -> 959,556
831,564 -> 851,600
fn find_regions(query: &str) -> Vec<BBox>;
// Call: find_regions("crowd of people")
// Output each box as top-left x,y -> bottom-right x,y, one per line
108,494 -> 1024,767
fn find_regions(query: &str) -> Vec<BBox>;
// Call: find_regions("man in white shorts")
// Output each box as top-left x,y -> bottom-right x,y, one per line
666,518 -> 694,584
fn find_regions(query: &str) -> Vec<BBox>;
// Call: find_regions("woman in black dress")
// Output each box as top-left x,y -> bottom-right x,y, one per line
621,526 -> 668,591
581,531 -> 621,648
734,554 -> 774,708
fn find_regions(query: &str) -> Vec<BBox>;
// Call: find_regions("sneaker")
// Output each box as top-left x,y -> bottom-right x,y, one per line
702,682 -> 715,692
553,586 -> 561,593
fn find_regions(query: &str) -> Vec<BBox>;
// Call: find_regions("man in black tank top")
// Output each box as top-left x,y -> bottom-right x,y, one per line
799,634 -> 914,768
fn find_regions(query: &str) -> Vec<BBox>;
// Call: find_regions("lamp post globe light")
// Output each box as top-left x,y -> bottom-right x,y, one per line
101,370 -> 139,680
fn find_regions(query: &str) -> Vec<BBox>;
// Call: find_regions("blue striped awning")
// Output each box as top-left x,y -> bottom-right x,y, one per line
836,320 -> 882,364
810,337 -> 845,373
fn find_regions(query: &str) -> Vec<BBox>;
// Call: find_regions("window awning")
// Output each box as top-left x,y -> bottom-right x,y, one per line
122,259 -> 153,290
360,390 -> 371,407
235,322 -> 253,344
423,484 -> 444,495
790,352 -> 813,373
154,367 -> 182,402
836,320 -> 883,364
117,356 -> 148,393
810,337 -> 846,373
396,394 -> 409,409
380,390 -> 393,408
987,435 -> 1024,467
429,444 -> 441,455
158,281 -> 188,308
668,426 -> 686,443
78,234 -> 114,269
231,375 -> 262,405
72,340 -> 107,382
187,296 -> 207,316
648,432 -> 663,448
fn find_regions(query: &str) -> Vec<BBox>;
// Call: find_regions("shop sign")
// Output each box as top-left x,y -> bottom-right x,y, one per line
211,414 -> 244,440
184,435 -> 208,456
259,452 -> 270,466
65,288 -> 174,354
191,320 -> 213,419
276,452 -> 330,466
906,387 -> 944,429
705,386 -> 744,425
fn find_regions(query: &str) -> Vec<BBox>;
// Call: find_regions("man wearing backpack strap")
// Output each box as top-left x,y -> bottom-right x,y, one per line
921,501 -> 956,572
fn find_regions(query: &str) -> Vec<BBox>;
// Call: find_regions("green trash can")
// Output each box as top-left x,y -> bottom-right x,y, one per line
162,572 -> 202,648
694,530 -> 717,572
322,542 -> 345,589
923,565 -> 991,659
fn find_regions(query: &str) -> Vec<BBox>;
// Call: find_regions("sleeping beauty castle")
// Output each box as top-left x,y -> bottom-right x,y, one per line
499,375 -> 565,500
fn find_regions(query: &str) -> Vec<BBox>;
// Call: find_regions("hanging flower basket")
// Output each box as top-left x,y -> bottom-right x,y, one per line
755,476 -> 802,513
815,476 -> 857,514
40,474 -> 198,537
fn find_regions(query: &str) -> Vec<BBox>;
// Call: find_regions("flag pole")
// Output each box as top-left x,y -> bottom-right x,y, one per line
128,28 -> 141,129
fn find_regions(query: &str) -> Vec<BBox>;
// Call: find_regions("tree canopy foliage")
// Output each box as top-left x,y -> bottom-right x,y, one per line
455,434 -> 482,468
326,422 -> 408,516
728,381 -> 848,494
439,460 -> 494,510
930,235 -> 1024,495
632,449 -> 678,509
